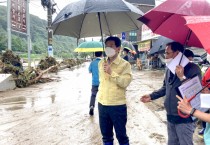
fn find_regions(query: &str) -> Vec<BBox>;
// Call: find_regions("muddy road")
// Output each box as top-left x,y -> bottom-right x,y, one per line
0,62 -> 204,145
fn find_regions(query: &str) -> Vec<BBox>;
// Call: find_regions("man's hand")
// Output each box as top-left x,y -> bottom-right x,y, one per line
176,95 -> 192,115
140,95 -> 151,103
175,65 -> 185,80
103,62 -> 112,75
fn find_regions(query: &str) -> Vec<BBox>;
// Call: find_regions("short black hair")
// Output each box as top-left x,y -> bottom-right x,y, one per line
95,51 -> 103,57
105,36 -> 121,47
166,42 -> 184,53
184,49 -> 194,58
123,48 -> 129,53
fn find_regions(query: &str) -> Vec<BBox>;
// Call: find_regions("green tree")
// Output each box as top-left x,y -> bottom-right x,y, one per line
0,5 -> 77,58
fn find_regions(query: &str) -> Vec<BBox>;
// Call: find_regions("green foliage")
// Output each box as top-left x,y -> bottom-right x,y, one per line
19,53 -> 46,60
0,5 -> 77,58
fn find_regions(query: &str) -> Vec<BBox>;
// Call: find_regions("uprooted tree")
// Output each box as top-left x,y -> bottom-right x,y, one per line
0,50 -> 85,88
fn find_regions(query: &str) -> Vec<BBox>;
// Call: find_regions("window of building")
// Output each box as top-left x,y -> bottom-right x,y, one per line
129,30 -> 137,42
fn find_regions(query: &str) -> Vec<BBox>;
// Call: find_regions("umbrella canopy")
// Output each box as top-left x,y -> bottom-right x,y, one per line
149,36 -> 173,55
126,0 -> 155,6
122,41 -> 137,54
138,0 -> 210,48
122,41 -> 135,51
74,41 -> 103,52
184,16 -> 210,54
52,0 -> 144,39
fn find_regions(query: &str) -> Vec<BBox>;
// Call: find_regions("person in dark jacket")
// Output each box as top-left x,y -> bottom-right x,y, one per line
140,42 -> 201,145
183,49 -> 194,61
184,49 -> 207,136
122,48 -> 129,61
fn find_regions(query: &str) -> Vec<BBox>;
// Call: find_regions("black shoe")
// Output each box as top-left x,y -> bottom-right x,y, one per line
89,106 -> 94,116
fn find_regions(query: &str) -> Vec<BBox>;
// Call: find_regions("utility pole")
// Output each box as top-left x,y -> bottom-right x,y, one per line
47,0 -> 53,57
7,0 -> 11,50
41,0 -> 55,57
27,0 -> 31,67
41,0 -> 56,57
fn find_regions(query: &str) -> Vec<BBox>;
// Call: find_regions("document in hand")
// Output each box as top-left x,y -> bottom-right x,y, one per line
200,94 -> 210,108
167,52 -> 189,74
178,76 -> 209,113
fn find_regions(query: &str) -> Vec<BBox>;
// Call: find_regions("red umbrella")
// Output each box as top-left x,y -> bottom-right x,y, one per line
184,16 -> 210,54
138,0 -> 210,48
138,0 -> 210,118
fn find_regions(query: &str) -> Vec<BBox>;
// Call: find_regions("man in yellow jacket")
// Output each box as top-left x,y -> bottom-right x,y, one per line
97,36 -> 132,145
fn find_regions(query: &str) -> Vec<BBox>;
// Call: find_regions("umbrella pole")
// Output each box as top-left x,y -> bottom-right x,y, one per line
170,30 -> 193,85
179,30 -> 192,65
97,12 -> 106,59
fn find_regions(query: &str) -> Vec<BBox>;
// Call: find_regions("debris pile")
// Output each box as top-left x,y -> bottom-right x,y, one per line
0,50 -> 23,77
0,50 -> 85,88
15,67 -> 38,88
38,57 -> 58,73
0,50 -> 37,87
60,59 -> 77,68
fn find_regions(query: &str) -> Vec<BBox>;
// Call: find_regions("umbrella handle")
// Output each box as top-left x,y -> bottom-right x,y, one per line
178,95 -> 196,118
178,109 -> 190,118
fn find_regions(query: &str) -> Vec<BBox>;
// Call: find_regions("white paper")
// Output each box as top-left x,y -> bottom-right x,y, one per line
178,76 -> 209,114
200,94 -> 210,108
167,52 -> 189,74
178,76 -> 202,108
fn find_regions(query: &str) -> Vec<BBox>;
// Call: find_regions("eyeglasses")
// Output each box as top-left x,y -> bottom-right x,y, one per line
164,51 -> 174,55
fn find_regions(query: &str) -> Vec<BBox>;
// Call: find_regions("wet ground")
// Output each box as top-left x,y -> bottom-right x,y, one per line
0,62 -> 204,145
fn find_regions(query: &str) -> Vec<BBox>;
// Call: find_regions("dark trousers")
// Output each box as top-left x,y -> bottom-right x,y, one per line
167,121 -> 195,145
89,85 -> 98,108
98,103 -> 129,145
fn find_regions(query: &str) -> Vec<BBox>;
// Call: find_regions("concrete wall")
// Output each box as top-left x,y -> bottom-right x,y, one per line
0,74 -> 16,92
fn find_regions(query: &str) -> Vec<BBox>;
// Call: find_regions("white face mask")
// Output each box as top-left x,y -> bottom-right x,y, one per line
105,47 -> 116,57
165,58 -> 173,65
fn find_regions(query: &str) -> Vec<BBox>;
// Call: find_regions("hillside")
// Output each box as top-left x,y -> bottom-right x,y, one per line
0,5 -> 78,58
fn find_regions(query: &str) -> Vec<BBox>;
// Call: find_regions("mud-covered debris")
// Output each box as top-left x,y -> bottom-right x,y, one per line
15,67 -> 38,88
38,57 -> 58,73
0,51 -> 85,88
60,59 -> 77,68
0,60 -> 4,68
0,50 -> 23,77
2,50 -> 22,66
60,59 -> 85,69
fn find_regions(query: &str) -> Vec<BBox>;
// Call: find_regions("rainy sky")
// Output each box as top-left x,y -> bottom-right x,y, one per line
0,0 -> 166,20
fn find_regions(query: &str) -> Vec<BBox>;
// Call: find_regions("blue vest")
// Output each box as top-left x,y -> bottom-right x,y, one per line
89,58 -> 101,86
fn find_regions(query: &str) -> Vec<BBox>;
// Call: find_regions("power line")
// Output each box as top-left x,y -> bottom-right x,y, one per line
52,0 -> 60,11
30,2 -> 42,8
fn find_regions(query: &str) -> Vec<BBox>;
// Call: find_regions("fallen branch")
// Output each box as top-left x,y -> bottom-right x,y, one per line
58,64 -> 69,70
28,65 -> 58,85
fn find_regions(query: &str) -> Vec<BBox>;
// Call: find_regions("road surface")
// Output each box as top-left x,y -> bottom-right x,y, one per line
0,62 -> 204,145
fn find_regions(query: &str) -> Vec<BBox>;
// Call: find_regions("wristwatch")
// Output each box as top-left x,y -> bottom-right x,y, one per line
190,108 -> 196,116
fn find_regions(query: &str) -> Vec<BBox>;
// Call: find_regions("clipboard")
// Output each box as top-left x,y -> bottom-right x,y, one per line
178,76 -> 208,118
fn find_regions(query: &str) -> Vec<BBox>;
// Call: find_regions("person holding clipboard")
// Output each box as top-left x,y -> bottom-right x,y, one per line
177,88 -> 210,145
140,42 -> 202,145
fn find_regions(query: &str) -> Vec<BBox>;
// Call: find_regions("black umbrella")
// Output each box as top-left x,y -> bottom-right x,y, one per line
149,36 -> 173,55
52,0 -> 143,38
52,0 -> 143,53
